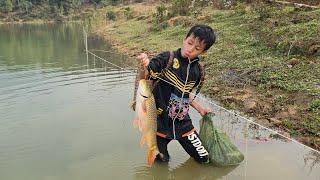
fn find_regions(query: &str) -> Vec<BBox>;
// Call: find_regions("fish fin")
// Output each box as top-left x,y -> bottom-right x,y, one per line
130,101 -> 136,111
133,118 -> 139,128
140,136 -> 146,147
147,149 -> 160,167
133,118 -> 143,132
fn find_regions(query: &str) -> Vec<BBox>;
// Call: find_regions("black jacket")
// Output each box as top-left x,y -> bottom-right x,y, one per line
147,48 -> 202,139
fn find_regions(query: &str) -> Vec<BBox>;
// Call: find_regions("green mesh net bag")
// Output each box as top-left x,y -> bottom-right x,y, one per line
199,112 -> 244,166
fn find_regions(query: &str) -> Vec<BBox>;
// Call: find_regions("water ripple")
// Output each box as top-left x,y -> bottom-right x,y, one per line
0,66 -> 135,102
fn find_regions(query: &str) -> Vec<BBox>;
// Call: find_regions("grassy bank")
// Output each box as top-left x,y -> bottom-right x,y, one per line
89,2 -> 320,150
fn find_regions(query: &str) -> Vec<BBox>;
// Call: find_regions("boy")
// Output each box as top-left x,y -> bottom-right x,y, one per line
137,24 -> 216,163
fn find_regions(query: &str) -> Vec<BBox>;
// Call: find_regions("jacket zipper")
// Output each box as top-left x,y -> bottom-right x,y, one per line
172,58 -> 196,139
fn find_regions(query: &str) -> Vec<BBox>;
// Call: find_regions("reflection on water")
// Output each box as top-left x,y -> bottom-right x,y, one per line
0,23 -> 319,180
134,158 -> 237,180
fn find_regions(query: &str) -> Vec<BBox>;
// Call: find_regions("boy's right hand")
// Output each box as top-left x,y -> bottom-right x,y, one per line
137,53 -> 150,67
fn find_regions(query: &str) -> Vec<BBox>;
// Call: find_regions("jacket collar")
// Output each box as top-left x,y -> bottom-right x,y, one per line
176,48 -> 199,64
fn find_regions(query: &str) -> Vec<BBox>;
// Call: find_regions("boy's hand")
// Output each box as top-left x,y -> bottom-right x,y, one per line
137,53 -> 150,67
199,107 -> 212,117
190,99 -> 212,117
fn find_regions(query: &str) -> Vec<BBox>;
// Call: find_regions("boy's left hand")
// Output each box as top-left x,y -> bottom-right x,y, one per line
199,107 -> 212,117
190,99 -> 212,117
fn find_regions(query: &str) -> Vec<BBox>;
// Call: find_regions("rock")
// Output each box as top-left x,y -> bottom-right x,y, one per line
287,105 -> 298,117
136,15 -> 147,20
275,110 -> 289,120
275,106 -> 298,119
222,96 -> 235,102
211,86 -> 220,93
308,44 -> 320,56
167,16 -> 195,27
232,95 -> 244,103
196,15 -> 211,22
279,131 -> 291,139
269,118 -> 282,126
258,118 -> 272,127
287,58 -> 299,67
243,99 -> 257,112
261,103 -> 272,113
230,90 -> 252,104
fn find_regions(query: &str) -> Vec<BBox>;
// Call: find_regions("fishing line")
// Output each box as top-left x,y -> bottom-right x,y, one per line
87,50 -> 128,70
86,49 -> 320,154
83,32 -> 319,154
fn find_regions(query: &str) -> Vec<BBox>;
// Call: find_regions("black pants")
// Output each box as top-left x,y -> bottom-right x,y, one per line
156,131 -> 210,164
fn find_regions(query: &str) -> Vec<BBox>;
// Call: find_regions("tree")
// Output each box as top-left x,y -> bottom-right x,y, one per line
0,0 -> 13,13
18,0 -> 33,13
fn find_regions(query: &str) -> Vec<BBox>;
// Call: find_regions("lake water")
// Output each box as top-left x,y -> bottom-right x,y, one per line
0,23 -> 319,180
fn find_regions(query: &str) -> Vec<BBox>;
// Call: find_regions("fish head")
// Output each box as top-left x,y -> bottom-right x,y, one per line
138,79 -> 153,98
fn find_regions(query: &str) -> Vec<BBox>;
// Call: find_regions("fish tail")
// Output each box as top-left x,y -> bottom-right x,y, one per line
147,148 -> 159,167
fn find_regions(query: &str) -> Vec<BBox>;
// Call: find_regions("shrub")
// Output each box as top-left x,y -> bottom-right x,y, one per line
171,0 -> 192,16
234,2 -> 247,15
150,21 -> 169,32
106,10 -> 116,20
309,99 -> 320,112
124,7 -> 134,19
253,2 -> 275,20
153,4 -> 168,24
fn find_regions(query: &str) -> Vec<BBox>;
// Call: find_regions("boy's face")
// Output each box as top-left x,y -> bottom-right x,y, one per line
181,34 -> 206,60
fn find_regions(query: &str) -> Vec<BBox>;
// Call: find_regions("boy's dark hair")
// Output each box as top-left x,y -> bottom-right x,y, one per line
186,25 -> 216,51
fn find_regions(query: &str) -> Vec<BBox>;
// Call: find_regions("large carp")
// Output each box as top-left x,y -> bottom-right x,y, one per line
133,79 -> 160,167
